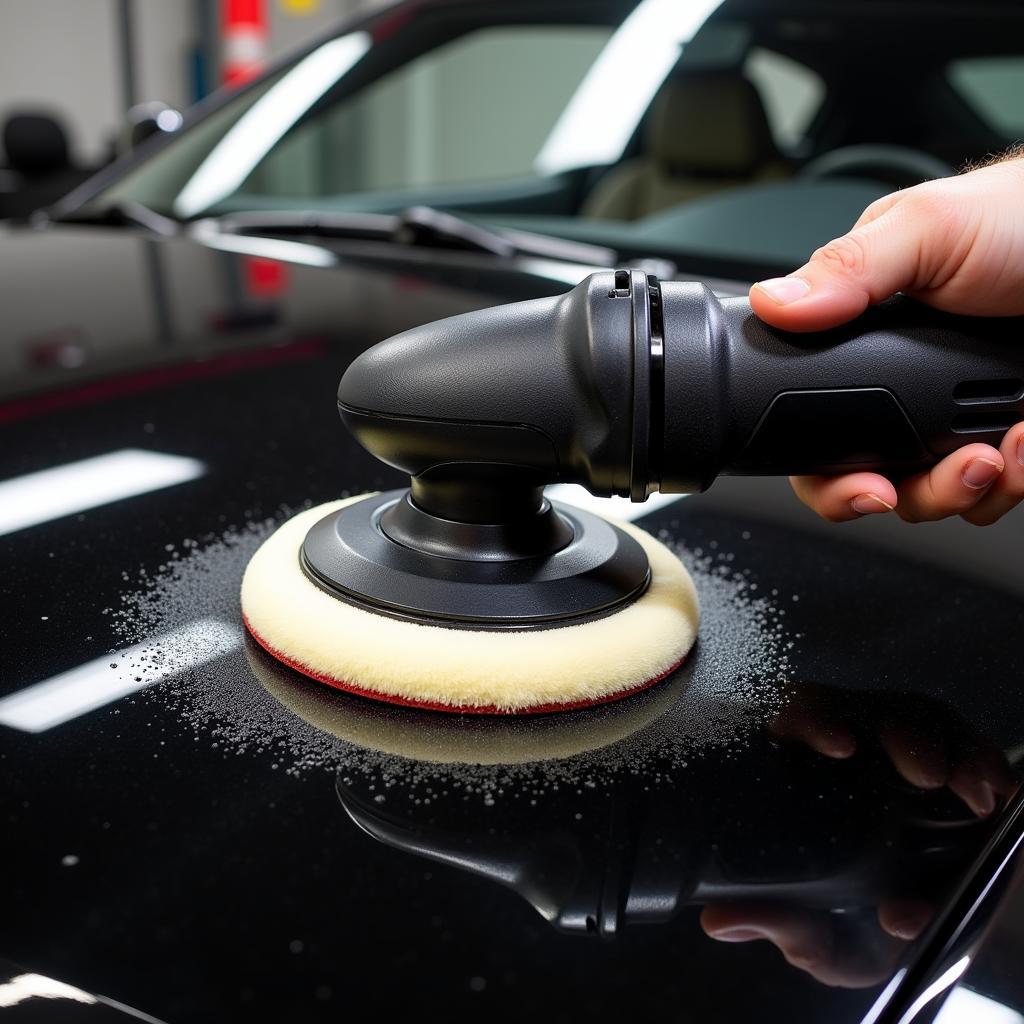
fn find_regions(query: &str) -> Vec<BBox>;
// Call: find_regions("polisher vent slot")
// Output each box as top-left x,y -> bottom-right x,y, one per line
951,410 -> 1021,434
953,378 -> 1024,404
608,270 -> 630,298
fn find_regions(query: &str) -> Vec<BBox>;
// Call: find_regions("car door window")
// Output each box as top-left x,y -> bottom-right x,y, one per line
241,25 -> 614,201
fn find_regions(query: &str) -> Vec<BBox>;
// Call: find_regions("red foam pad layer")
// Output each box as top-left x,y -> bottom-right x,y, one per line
244,615 -> 684,716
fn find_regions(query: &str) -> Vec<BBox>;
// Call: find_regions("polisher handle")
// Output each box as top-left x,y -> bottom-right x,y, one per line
659,282 -> 1024,491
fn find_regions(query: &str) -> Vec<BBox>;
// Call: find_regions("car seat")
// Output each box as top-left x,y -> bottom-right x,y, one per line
0,112 -> 91,221
581,71 -> 788,221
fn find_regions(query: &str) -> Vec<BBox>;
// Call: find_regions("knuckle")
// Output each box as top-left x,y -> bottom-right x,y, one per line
820,509 -> 849,523
811,233 -> 870,277
859,195 -> 897,223
896,500 -> 940,523
950,492 -> 987,514
960,507 -> 1000,527
861,198 -> 886,219
900,188 -> 963,248
1001,480 -> 1024,503
902,186 -> 955,225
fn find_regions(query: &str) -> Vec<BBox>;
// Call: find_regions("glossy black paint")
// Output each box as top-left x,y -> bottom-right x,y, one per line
0,958 -> 164,1022
3,344 -> 1024,1023
4,0 -> 1024,1012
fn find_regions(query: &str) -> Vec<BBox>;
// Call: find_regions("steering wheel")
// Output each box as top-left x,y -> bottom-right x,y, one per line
798,145 -> 956,189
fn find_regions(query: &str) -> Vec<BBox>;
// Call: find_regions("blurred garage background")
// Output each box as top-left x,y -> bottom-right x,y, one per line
3,0 -> 1022,391
0,0 -> 380,218
2,0 -> 840,222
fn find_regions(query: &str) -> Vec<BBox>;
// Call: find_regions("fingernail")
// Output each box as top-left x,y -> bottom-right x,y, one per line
706,926 -> 767,942
821,733 -> 857,758
974,782 -> 996,817
882,900 -> 933,940
962,457 -> 1003,490
917,767 -> 948,789
1016,434 -> 1024,468
755,277 -> 811,305
851,493 -> 894,516
785,948 -> 822,970
888,919 -> 925,940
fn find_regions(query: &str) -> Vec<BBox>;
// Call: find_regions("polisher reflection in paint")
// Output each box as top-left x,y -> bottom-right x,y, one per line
241,270 -> 1024,713
336,727 -> 985,939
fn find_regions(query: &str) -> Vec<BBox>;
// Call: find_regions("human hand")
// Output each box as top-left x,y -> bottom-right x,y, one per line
750,154 -> 1024,525
767,682 -> 1016,819
700,681 -> 1016,987
700,899 -> 931,988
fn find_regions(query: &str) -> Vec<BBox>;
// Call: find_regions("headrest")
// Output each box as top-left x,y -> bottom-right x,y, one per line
3,113 -> 71,175
646,73 -> 777,175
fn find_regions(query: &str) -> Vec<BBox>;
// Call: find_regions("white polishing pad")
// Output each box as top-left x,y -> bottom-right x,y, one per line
241,496 -> 699,714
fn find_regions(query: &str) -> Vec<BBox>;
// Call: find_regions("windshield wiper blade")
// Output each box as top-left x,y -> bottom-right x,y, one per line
47,199 -> 179,237
214,209 -> 397,240
213,205 -> 617,267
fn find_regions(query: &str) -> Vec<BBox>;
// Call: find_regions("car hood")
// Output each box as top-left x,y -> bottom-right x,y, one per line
0,219 -> 571,404
1,224 -> 1023,1023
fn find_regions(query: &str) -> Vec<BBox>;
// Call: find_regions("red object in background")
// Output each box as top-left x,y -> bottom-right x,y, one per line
222,0 -> 268,85
221,0 -> 293,298
245,257 -> 290,297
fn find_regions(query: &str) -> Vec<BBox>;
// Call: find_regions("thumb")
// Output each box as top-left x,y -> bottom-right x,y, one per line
749,198 -> 937,332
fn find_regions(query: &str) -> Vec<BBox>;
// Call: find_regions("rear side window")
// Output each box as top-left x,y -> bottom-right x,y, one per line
743,46 -> 825,150
948,57 -> 1024,137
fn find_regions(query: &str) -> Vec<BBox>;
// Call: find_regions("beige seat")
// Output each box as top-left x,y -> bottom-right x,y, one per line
582,72 -> 788,221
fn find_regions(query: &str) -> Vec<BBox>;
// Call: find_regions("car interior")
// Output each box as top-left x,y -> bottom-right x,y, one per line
0,111 -> 97,221
69,0 -> 1024,278
580,70 -> 791,221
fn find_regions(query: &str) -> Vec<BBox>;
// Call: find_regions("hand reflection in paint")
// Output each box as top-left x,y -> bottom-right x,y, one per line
701,682 -> 1017,988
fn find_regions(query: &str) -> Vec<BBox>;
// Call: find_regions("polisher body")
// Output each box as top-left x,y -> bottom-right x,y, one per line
243,270 -> 1023,713
340,269 -> 1024,500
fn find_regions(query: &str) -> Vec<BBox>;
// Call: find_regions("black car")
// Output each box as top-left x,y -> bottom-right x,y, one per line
3,0 -> 1024,1021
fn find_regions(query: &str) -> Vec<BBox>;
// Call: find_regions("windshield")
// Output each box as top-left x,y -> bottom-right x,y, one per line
75,0 -> 1024,274
90,0 -> 667,219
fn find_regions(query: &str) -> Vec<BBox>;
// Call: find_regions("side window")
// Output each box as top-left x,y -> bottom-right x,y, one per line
743,46 -> 825,150
948,57 -> 1024,138
245,26 -> 613,199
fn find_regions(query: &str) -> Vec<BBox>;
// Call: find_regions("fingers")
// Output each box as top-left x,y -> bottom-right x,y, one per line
749,192 -> 957,332
948,745 -> 1017,818
960,421 -> 1024,526
877,722 -> 948,790
895,443 -> 1004,522
701,904 -> 898,988
751,158 -> 1024,332
701,904 -> 836,980
768,698 -> 857,759
948,764 -> 1000,818
792,431 -> 1024,525
878,899 -> 934,941
789,472 -> 898,523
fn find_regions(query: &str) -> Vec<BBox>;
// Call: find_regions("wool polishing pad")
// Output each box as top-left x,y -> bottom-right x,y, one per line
241,495 -> 699,714
245,635 -> 690,765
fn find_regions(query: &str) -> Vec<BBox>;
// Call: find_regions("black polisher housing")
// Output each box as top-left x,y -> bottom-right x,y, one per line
309,269 -> 668,628
305,268 -> 1024,628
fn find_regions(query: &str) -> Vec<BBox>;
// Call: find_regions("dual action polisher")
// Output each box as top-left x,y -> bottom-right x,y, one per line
242,270 -> 1024,713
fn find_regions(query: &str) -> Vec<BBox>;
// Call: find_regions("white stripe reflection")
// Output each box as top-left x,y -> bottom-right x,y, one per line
0,619 -> 240,733
0,449 -> 204,537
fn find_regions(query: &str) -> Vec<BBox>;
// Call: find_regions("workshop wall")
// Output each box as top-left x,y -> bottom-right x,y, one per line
0,0 -> 367,170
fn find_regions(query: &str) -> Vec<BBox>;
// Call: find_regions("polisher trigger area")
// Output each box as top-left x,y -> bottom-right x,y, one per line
298,489 -> 652,631
240,495 -> 700,715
